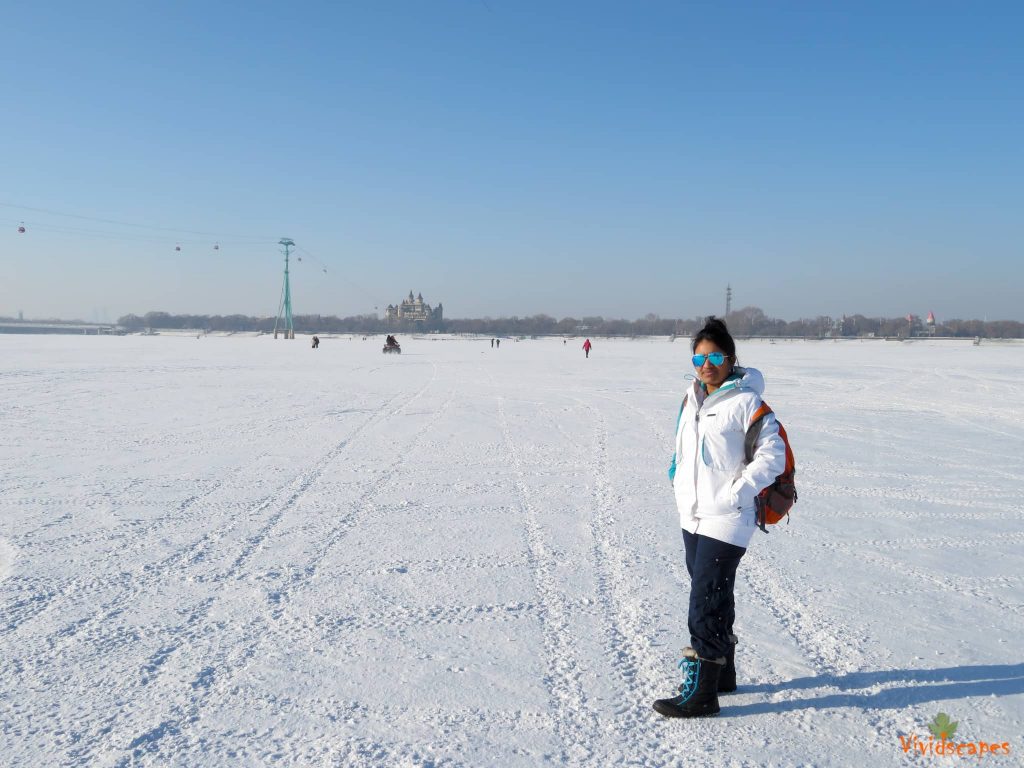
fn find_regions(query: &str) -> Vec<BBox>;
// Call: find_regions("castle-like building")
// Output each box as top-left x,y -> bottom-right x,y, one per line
385,291 -> 443,326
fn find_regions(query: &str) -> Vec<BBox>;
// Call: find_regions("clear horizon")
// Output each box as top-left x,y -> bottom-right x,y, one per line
3,2 -> 1022,321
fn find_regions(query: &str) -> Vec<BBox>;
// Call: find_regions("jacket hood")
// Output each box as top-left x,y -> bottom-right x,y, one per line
734,366 -> 766,396
690,365 -> 766,399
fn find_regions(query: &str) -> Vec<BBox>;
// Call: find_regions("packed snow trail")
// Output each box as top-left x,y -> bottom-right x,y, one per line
1,335 -> 1022,767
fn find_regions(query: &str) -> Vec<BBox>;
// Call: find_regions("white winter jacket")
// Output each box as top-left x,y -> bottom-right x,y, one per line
669,367 -> 786,548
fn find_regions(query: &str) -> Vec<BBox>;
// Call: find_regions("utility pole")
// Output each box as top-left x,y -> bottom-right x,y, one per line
274,238 -> 296,339
725,284 -> 732,318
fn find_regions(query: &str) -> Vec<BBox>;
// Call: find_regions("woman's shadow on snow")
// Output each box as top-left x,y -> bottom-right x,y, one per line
725,662 -> 1024,716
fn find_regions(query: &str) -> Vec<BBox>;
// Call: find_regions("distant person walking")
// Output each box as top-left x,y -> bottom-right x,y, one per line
496,338 -> 500,348
653,316 -> 787,719
311,335 -> 320,349
583,338 -> 592,358
491,338 -> 494,348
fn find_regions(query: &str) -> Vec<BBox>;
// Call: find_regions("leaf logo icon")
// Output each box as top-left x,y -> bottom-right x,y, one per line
928,712 -> 959,740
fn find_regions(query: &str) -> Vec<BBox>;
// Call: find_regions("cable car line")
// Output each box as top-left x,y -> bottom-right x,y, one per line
7,204 -> 381,315
0,201 -> 277,241
3,217 -> 272,247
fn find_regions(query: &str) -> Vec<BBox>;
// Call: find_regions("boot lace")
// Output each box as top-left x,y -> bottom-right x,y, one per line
676,656 -> 700,702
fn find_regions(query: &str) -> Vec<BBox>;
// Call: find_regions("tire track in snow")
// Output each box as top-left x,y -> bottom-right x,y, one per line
734,558 -> 875,761
572,398 -> 673,758
735,463 -> 1020,758
782,526 -> 1024,622
737,540 -> 912,763
171,368 -> 440,583
6,362 -> 399,550
805,530 -> 1024,552
321,702 -> 560,766
357,550 -> 531,576
274,596 -> 605,637
257,371 -> 458,619
497,394 -> 598,766
6,477 -> 149,541
587,390 -> 674,447
845,550 -> 1024,622
2,402 -> 370,634
0,477 -> 226,637
49,378 -> 425,640
742,544 -> 873,679
100,366 -> 455,766
3,370 -> 442,766
211,375 -> 453,613
0,539 -> 17,583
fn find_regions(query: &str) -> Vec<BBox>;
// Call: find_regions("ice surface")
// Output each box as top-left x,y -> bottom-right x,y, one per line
1,334 -> 1022,766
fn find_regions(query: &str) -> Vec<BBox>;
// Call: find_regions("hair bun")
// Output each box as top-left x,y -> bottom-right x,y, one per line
693,316 -> 737,357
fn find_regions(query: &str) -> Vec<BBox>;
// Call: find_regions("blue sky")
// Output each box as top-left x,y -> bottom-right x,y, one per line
2,1 -> 1021,321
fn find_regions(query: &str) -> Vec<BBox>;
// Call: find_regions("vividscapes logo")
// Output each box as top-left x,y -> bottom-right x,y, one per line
899,712 -> 1012,759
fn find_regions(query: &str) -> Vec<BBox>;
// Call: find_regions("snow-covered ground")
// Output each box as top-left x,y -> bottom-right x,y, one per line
2,334 -> 1022,767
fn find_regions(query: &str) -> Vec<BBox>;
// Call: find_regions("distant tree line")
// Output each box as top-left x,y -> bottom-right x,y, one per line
117,312 -> 388,334
116,308 -> 1024,338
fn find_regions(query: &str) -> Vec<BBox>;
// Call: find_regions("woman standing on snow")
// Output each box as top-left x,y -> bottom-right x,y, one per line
653,317 -> 787,718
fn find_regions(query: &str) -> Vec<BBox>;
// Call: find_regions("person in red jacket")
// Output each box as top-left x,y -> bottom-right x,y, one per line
583,338 -> 592,358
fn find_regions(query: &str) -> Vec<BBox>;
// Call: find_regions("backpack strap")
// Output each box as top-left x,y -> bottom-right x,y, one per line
745,401 -> 774,533
744,402 -> 773,464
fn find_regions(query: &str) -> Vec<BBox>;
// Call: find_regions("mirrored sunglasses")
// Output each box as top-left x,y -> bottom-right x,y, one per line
692,352 -> 729,367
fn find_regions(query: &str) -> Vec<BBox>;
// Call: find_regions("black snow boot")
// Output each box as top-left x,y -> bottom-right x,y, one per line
653,647 -> 723,718
718,634 -> 738,694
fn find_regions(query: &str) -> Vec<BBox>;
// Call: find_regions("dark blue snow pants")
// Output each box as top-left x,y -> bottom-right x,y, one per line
682,530 -> 746,661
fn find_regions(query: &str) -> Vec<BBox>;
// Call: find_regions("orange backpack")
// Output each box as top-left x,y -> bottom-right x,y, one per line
744,401 -> 797,532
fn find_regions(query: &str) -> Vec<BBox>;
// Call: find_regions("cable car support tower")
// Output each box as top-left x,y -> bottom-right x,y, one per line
274,238 -> 296,339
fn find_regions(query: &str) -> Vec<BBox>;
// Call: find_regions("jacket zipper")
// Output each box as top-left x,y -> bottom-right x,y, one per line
690,386 -> 738,530
692,410 -> 701,530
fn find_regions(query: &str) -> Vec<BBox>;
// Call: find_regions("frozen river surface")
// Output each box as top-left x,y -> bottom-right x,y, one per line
2,334 -> 1022,767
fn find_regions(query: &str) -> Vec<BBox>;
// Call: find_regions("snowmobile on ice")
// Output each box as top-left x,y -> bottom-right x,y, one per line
383,335 -> 401,354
